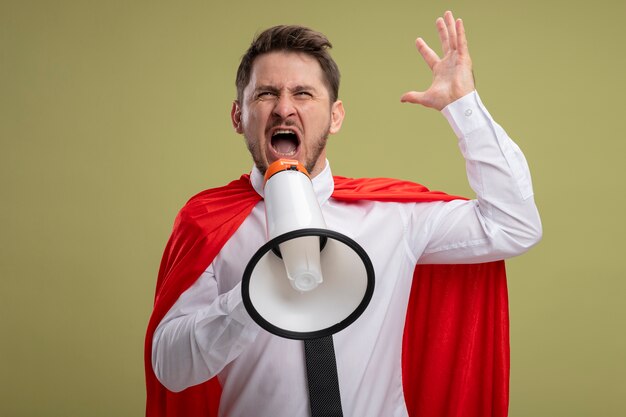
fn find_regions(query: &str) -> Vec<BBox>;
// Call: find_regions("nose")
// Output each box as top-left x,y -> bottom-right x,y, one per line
272,94 -> 296,119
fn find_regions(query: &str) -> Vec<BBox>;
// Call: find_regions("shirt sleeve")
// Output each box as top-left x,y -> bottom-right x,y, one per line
151,264 -> 260,392
410,90 -> 542,264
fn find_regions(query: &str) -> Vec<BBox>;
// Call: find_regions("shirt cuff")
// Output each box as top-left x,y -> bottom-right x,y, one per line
441,90 -> 492,138
225,282 -> 256,327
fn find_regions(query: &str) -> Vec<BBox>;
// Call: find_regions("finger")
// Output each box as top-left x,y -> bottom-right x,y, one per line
400,90 -> 427,105
415,37 -> 440,69
444,11 -> 457,51
456,18 -> 469,58
436,17 -> 449,54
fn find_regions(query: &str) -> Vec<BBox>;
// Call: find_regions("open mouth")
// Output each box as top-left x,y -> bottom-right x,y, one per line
271,129 -> 300,156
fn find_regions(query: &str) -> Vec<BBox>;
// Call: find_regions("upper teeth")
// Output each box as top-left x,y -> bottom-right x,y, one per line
273,130 -> 295,136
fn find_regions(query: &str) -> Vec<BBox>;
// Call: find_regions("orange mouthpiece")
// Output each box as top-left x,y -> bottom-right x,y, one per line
264,159 -> 310,183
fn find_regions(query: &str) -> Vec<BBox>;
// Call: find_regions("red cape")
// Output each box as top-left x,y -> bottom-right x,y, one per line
145,175 -> 509,417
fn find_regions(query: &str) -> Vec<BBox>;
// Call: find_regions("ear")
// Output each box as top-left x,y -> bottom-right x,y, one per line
231,101 -> 243,134
329,100 -> 345,135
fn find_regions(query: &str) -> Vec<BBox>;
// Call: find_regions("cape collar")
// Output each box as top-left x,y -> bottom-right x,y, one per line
250,159 -> 335,206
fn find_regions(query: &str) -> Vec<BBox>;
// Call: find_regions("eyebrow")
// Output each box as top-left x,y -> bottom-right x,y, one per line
290,85 -> 318,93
254,85 -> 280,94
254,84 -> 319,94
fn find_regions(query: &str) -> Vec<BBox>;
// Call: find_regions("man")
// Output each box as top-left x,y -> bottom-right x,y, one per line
146,11 -> 542,417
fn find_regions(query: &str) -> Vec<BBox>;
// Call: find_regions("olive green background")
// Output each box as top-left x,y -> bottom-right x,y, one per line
1,0 -> 624,416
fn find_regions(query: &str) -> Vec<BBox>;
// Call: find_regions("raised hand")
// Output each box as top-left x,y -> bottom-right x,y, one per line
400,11 -> 475,111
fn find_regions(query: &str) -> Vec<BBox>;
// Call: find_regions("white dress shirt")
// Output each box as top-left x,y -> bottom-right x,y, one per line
152,91 -> 542,417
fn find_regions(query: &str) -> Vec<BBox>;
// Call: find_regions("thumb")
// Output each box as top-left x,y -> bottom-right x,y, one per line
400,91 -> 427,104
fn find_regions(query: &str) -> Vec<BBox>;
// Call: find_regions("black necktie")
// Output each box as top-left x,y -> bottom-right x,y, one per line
304,335 -> 344,417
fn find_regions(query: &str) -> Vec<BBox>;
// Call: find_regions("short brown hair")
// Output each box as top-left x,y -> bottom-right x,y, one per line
235,25 -> 340,103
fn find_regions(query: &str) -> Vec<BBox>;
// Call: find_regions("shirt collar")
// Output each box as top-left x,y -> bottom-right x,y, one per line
250,160 -> 334,206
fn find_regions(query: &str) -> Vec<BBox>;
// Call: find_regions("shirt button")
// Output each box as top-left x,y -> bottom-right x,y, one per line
464,109 -> 473,117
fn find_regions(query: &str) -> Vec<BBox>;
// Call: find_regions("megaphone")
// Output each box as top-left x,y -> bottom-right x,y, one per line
242,159 -> 375,340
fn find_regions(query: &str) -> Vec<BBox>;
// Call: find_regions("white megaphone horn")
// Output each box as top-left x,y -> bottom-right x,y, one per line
241,159 -> 375,340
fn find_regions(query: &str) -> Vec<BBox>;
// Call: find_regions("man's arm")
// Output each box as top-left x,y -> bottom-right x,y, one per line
412,90 -> 542,263
401,11 -> 541,263
151,265 -> 259,392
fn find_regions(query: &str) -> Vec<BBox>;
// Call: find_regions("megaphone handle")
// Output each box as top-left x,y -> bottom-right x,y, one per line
304,336 -> 344,417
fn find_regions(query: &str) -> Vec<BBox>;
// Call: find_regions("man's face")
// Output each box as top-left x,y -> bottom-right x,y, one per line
232,51 -> 344,178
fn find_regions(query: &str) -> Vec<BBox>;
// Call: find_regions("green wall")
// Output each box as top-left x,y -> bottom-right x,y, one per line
1,0 -> 624,416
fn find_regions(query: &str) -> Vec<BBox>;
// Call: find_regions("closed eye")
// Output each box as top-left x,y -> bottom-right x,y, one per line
294,91 -> 313,99
257,91 -> 277,100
